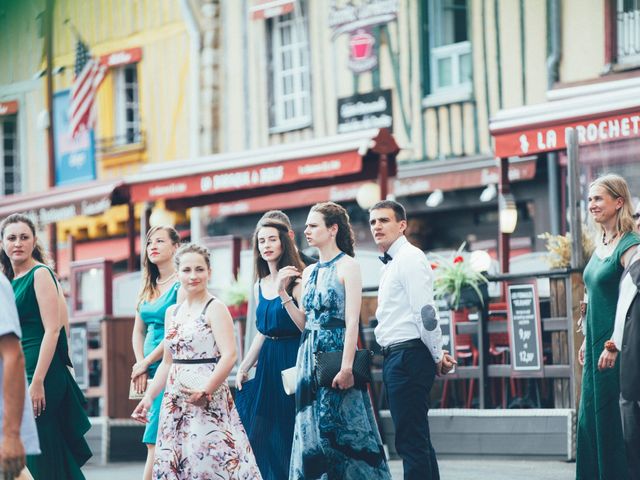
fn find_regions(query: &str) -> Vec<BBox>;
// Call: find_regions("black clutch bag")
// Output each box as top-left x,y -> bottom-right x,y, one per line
314,349 -> 373,389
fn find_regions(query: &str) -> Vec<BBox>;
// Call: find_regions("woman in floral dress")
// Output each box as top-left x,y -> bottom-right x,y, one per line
132,243 -> 261,480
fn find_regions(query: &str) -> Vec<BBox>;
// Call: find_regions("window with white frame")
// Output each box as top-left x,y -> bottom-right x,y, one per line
267,1 -> 312,132
427,0 -> 472,96
0,115 -> 20,195
617,0 -> 640,65
114,64 -> 141,145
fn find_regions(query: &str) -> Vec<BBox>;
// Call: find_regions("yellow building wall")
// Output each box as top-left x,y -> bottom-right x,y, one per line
561,0 -> 606,83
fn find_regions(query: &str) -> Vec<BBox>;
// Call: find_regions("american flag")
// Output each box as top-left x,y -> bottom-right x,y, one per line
69,39 -> 106,138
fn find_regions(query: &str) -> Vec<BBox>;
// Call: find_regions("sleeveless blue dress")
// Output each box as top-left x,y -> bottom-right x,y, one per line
289,253 -> 391,480
138,281 -> 179,444
236,282 -> 301,480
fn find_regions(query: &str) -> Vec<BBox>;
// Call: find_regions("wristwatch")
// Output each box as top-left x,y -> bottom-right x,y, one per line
604,340 -> 619,353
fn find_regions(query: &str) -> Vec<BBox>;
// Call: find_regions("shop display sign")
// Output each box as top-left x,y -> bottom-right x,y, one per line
495,111 -> 640,157
338,89 -> 393,133
507,284 -> 543,375
329,0 -> 399,73
69,325 -> 89,390
100,47 -> 142,68
53,89 -> 97,186
436,299 -> 455,358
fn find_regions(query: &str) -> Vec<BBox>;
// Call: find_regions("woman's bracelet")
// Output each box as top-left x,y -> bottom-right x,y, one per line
281,296 -> 293,307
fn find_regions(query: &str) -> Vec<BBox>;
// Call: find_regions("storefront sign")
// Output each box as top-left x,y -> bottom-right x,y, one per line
53,90 -> 97,186
338,89 -> 392,133
507,284 -> 543,375
131,150 -> 363,202
21,197 -> 112,225
494,111 -> 640,158
100,47 -> 142,68
250,0 -> 295,20
0,100 -> 18,116
329,0 -> 399,38
348,29 -> 377,73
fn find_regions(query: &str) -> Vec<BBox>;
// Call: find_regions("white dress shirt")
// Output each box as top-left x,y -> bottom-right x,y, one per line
375,236 -> 443,363
0,273 -> 40,455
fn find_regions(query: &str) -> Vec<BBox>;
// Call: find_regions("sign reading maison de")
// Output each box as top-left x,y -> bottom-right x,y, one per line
338,89 -> 393,133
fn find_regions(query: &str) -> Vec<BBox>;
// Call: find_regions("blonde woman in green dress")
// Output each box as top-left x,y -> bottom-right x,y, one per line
576,174 -> 640,480
0,214 -> 91,479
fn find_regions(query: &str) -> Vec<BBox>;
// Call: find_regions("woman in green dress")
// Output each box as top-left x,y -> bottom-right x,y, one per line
0,214 -> 91,479
130,225 -> 182,480
577,174 -> 640,480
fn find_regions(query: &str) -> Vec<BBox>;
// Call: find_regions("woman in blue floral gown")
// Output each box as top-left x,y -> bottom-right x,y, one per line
288,202 -> 391,480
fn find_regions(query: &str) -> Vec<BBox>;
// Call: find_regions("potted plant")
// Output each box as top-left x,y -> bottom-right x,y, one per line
537,231 -> 595,269
432,244 -> 489,311
221,276 -> 250,318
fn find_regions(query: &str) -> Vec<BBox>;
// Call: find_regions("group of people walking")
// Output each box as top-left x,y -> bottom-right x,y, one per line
129,200 -> 455,479
3,173 -> 638,480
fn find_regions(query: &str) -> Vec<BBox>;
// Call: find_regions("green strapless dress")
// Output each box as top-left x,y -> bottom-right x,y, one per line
576,232 -> 640,480
12,265 -> 92,479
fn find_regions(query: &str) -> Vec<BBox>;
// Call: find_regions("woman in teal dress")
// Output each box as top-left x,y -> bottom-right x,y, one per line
287,202 -> 391,480
130,226 -> 182,480
576,174 -> 640,480
0,214 -> 91,479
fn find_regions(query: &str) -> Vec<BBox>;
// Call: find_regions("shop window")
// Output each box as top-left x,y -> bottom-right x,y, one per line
114,64 -> 141,145
422,0 -> 472,103
267,1 -> 312,132
617,0 -> 640,65
0,114 -> 20,195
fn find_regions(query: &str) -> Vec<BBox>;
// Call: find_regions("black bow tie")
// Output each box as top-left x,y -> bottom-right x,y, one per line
379,252 -> 393,265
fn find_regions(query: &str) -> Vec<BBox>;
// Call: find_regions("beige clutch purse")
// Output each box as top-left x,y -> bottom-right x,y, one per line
128,379 -> 147,400
17,467 -> 34,480
281,366 -> 297,395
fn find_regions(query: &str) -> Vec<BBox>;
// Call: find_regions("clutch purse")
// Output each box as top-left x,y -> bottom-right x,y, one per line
129,379 -> 147,400
176,369 -> 211,392
281,366 -> 298,395
314,349 -> 373,389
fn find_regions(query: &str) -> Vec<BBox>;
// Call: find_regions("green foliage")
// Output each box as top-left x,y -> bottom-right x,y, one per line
220,276 -> 250,306
432,243 -> 488,310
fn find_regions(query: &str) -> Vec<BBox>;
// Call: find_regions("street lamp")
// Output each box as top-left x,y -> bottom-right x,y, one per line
356,182 -> 381,210
149,200 -> 176,227
425,189 -> 444,208
499,193 -> 518,234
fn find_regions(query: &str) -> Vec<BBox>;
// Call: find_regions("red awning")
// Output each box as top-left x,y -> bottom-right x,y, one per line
57,236 -> 142,278
208,156 -> 537,217
127,129 -> 399,211
490,78 -> 640,158
0,180 -> 129,225
250,0 -> 295,20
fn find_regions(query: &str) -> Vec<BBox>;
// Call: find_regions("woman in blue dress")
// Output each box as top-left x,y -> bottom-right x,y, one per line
130,226 -> 182,480
288,202 -> 391,480
236,218 -> 305,479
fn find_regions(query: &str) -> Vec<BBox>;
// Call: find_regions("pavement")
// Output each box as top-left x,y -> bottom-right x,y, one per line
84,457 -> 576,479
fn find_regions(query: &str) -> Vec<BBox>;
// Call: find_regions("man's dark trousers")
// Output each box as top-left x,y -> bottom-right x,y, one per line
383,344 -> 439,480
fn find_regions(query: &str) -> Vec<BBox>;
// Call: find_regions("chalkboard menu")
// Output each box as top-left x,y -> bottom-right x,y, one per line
436,299 -> 455,356
69,325 -> 89,390
507,284 -> 543,374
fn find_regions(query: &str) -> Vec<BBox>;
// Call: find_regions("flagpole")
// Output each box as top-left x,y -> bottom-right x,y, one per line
45,0 -> 58,268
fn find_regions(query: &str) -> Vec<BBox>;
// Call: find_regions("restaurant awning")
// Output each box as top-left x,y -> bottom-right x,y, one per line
0,180 -> 130,225
490,77 -> 640,158
127,129 -> 399,211
207,155 -> 537,217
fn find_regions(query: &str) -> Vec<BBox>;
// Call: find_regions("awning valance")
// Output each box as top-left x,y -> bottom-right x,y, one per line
490,77 -> 640,158
0,180 -> 129,225
127,129 -> 399,211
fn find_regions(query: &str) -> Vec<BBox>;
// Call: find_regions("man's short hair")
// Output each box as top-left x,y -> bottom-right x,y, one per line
370,200 -> 407,222
260,210 -> 293,229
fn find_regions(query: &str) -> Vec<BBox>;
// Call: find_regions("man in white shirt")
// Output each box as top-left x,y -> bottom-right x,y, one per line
369,200 -> 455,480
0,272 -> 40,479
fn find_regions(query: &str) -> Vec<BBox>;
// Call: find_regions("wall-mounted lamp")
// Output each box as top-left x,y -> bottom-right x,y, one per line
499,193 -> 518,234
149,200 -> 176,227
356,182 -> 381,210
470,249 -> 492,273
425,189 -> 444,208
480,183 -> 497,202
